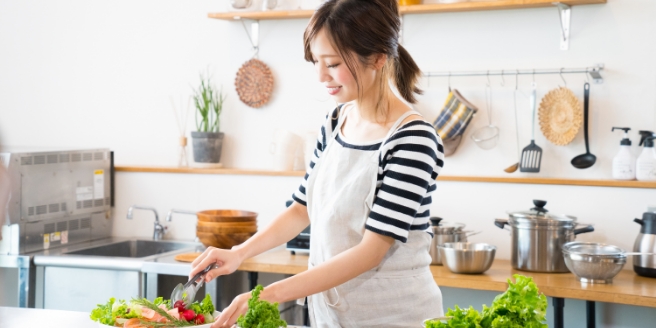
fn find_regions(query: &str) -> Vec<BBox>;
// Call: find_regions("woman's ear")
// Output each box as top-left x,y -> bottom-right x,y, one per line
372,53 -> 387,71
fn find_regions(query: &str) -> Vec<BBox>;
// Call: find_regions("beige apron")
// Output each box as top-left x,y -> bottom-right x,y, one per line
305,105 -> 444,328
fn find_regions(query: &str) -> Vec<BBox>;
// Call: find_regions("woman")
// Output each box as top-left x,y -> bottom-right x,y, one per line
190,0 -> 445,326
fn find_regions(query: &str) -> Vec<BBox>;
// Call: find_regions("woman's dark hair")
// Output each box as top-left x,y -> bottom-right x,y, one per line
303,0 -> 422,111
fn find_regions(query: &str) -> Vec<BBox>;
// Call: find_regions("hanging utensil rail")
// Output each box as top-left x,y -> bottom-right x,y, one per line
424,64 -> 604,84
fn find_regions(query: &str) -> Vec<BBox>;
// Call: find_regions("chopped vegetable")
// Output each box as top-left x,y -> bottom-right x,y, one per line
90,294 -> 215,327
237,285 -> 287,328
426,274 -> 547,328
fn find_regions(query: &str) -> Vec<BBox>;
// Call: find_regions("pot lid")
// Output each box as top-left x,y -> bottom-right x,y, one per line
508,200 -> 577,225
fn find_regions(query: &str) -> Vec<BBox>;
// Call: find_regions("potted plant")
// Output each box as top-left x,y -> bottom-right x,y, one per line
191,72 -> 226,167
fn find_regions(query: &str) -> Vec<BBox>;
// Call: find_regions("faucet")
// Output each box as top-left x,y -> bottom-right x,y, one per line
165,209 -> 198,222
127,205 -> 167,241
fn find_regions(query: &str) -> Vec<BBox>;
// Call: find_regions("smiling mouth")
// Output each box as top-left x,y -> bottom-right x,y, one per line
327,86 -> 342,95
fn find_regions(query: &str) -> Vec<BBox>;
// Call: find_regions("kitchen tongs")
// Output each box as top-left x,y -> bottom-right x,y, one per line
171,263 -> 218,305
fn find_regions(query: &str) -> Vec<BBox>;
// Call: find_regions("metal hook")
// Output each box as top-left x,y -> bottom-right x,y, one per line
584,67 -> 590,83
486,70 -> 491,87
559,67 -> 567,86
500,70 -> 505,87
448,71 -> 451,91
515,69 -> 519,91
532,69 -> 536,83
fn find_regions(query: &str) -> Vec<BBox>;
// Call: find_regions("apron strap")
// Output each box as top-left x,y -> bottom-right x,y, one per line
379,110 -> 423,148
331,102 -> 354,139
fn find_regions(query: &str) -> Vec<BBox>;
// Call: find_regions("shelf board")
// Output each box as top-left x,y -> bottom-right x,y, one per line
208,0 -> 606,21
115,166 -> 656,189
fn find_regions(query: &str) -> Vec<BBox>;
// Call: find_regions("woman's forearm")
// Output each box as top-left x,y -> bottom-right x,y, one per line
234,202 -> 310,261
261,231 -> 394,304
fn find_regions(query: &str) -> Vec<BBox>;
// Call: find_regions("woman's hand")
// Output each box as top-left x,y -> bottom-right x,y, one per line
211,292 -> 251,328
189,246 -> 243,283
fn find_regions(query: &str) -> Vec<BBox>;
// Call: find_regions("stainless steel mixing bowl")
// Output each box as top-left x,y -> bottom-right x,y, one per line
437,242 -> 496,274
562,241 -> 627,284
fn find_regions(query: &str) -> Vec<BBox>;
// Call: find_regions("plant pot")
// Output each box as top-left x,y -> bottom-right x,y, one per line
191,131 -> 224,164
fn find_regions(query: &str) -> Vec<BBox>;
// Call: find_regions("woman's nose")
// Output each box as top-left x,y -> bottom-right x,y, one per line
316,65 -> 331,83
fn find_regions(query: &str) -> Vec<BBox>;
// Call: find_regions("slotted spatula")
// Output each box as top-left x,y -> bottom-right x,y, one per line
520,82 -> 542,173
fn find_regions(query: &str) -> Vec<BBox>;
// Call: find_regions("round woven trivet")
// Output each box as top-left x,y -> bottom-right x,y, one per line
235,58 -> 274,108
538,87 -> 583,146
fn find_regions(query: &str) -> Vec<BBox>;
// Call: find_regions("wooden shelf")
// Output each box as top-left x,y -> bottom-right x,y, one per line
115,165 -> 656,189
208,0 -> 606,21
239,249 -> 656,308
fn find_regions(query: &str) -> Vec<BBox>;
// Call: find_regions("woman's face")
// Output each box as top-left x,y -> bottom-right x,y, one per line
309,28 -> 377,103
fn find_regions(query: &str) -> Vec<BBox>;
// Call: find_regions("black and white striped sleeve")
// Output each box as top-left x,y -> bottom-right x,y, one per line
365,120 -> 445,242
291,106 -> 341,206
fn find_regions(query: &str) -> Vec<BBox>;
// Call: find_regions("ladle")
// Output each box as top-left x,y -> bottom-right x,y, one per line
505,73 -> 521,173
571,83 -> 597,169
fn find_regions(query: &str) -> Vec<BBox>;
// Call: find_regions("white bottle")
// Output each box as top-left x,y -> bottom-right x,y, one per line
636,134 -> 656,181
611,127 -> 636,180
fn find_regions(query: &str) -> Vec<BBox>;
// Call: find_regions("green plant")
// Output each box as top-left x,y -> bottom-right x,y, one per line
193,71 -> 226,133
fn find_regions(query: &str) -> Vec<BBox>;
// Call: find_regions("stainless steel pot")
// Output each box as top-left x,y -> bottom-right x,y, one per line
495,200 -> 594,273
429,216 -> 480,265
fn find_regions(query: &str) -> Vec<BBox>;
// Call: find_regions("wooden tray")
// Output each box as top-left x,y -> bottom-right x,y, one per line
174,252 -> 202,263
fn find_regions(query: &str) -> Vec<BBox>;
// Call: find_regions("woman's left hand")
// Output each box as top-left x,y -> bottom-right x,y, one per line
212,292 -> 251,328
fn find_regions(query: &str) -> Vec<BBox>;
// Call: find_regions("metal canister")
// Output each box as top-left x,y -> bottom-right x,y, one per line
495,200 -> 594,273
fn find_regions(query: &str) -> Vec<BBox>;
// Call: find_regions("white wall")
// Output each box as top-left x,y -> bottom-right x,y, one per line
1,0 -> 656,326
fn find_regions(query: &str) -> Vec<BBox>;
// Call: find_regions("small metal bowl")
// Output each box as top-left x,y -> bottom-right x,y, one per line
562,241 -> 627,284
437,242 -> 496,274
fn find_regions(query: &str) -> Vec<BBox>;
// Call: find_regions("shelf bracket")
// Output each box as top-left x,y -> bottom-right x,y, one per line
239,18 -> 260,58
554,3 -> 571,51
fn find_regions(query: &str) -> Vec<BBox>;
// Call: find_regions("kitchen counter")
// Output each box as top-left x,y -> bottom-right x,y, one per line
238,249 -> 656,308
0,306 -> 95,327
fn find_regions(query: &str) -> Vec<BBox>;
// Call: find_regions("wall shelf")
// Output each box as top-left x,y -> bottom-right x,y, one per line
208,0 -> 606,21
115,166 -> 656,189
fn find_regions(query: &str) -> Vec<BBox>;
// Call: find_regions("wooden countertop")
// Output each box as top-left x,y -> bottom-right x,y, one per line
238,249 -> 656,308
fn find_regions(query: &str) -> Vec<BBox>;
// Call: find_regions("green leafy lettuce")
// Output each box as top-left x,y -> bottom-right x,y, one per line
237,285 -> 287,328
426,275 -> 547,328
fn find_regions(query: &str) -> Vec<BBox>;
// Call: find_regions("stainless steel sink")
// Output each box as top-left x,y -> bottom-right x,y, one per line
65,240 -> 193,258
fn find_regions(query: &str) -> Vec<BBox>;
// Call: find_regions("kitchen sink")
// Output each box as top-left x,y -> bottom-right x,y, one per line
65,240 -> 193,258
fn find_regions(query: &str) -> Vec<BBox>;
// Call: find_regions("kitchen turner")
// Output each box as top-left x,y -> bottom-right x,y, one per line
520,82 -> 542,173
171,263 -> 218,305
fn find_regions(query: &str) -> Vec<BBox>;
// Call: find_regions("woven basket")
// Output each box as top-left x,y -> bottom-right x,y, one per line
538,87 -> 583,146
235,58 -> 274,108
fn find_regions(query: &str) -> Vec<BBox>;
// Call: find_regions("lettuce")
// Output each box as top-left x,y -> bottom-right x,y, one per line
429,275 -> 547,328
237,285 -> 287,328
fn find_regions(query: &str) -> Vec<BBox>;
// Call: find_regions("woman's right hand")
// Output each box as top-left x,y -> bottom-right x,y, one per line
189,246 -> 243,283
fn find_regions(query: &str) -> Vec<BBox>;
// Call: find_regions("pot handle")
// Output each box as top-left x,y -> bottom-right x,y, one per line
574,224 -> 594,235
494,219 -> 508,229
465,230 -> 482,238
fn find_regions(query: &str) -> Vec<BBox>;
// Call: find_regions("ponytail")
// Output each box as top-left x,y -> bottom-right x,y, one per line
394,45 -> 422,104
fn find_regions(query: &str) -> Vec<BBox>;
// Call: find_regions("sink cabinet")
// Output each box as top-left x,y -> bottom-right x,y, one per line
41,266 -> 142,311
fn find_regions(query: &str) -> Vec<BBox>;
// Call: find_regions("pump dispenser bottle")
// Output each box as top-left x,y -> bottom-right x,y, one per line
612,127 -> 636,180
636,131 -> 656,181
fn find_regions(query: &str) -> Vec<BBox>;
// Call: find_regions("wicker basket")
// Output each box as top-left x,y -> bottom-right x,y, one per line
538,87 -> 583,146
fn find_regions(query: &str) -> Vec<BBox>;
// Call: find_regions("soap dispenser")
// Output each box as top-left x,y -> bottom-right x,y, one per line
636,131 -> 656,181
611,127 -> 636,180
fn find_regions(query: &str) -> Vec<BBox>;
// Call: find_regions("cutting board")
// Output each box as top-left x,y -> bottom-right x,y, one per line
174,252 -> 202,263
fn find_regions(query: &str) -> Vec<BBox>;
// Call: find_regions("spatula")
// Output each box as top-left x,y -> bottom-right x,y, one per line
520,82 -> 542,173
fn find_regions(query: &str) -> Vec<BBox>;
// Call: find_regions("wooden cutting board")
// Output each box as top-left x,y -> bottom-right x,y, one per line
174,252 -> 202,263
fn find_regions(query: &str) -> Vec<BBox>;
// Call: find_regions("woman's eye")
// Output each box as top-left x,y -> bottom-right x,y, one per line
326,63 -> 340,68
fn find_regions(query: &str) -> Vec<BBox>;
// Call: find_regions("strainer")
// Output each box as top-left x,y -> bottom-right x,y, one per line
471,79 -> 499,150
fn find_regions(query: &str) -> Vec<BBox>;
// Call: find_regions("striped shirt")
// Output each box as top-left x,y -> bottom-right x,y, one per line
292,106 -> 445,243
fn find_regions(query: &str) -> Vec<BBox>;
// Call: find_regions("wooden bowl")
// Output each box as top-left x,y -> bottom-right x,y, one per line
197,210 -> 258,223
197,220 -> 256,228
196,231 -> 255,249
196,224 -> 258,234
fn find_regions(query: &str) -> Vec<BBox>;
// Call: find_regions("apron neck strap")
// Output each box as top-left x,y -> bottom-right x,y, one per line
379,110 -> 422,147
